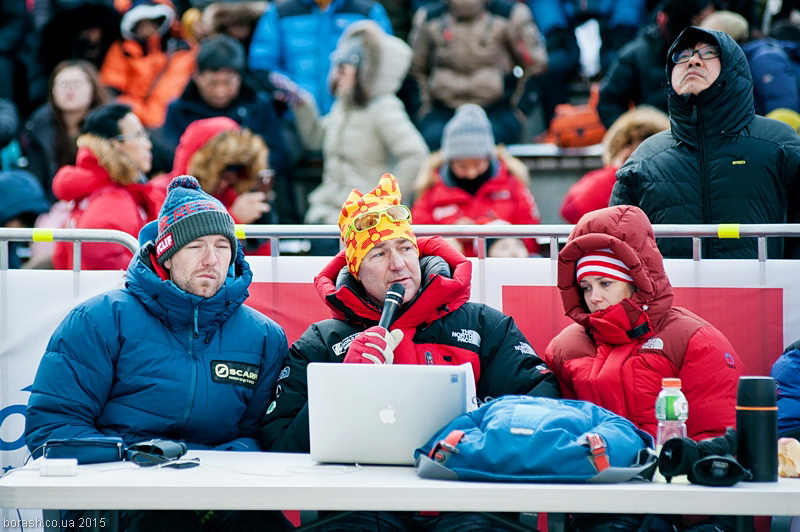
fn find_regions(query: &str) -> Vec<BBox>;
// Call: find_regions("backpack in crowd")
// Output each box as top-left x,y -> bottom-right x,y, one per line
539,84 -> 606,148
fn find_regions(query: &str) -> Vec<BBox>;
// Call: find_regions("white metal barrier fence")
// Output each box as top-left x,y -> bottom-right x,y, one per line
3,222 -> 799,268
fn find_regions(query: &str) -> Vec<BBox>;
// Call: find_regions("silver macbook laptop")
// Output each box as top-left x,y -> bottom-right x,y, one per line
307,362 -> 474,465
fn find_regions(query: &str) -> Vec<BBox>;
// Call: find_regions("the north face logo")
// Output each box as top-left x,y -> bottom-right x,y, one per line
452,329 -> 481,347
514,343 -> 536,355
333,332 -> 360,357
641,337 -> 664,350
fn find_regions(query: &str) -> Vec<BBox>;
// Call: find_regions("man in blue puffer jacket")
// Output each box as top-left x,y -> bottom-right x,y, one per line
25,175 -> 290,530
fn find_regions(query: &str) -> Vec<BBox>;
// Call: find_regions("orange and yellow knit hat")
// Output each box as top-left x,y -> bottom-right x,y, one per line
338,173 -> 418,279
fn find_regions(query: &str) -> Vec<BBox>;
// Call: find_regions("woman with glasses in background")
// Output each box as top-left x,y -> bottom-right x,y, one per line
50,102 -> 167,270
22,60 -> 112,202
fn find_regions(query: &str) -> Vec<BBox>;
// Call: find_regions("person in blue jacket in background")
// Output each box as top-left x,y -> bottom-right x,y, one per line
773,339 -> 800,440
25,176 -> 290,531
248,0 -> 393,116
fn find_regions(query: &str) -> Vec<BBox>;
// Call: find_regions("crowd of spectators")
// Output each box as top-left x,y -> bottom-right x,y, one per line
1,0 -> 799,269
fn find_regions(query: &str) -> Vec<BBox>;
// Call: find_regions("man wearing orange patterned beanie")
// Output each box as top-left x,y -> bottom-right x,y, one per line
259,174 -> 560,503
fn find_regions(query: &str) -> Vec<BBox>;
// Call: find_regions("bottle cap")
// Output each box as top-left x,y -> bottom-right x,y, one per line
662,378 -> 682,388
736,376 -> 777,408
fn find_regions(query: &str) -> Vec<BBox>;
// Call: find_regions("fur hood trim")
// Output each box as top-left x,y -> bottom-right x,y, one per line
331,20 -> 411,104
76,134 -> 142,185
414,145 -> 528,196
188,129 -> 269,195
121,1 -> 175,40
202,1 -> 267,33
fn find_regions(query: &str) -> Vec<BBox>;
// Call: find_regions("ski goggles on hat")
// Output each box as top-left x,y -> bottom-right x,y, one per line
343,205 -> 412,241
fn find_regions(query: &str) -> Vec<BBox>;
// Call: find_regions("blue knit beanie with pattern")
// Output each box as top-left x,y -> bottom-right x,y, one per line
155,176 -> 236,265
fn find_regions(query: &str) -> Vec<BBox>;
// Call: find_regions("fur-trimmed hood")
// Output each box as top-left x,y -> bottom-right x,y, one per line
170,116 -> 268,196
202,1 -> 266,35
413,146 -> 528,197
329,20 -> 411,104
557,205 -> 673,332
52,134 -> 144,201
120,0 -> 176,40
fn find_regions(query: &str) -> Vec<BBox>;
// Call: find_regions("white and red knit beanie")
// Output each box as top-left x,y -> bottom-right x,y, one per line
576,248 -> 633,283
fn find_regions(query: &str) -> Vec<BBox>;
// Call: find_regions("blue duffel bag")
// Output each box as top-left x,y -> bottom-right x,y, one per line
415,395 -> 656,483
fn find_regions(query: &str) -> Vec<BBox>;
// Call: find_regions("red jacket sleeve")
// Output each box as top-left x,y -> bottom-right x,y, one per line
678,326 -> 745,440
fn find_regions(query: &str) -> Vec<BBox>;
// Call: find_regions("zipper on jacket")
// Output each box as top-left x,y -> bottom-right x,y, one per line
177,307 -> 200,432
697,107 -> 712,229
193,307 -> 199,339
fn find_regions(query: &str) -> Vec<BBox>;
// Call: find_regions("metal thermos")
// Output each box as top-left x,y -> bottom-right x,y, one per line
736,376 -> 778,482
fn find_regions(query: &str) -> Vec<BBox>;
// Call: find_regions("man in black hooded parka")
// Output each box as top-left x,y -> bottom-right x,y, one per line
611,26 -> 800,260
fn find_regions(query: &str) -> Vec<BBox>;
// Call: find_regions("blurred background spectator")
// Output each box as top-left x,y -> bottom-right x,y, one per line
412,104 -> 541,257
528,0 -> 646,128
0,170 -> 50,269
702,10 -> 799,116
409,0 -> 547,149
158,116 -> 276,254
22,60 -> 112,203
51,102 -> 166,270
0,99 -> 22,172
598,0 -> 715,129
200,0 -> 266,50
0,1 -> 35,118
28,1 -> 121,112
100,0 -> 196,129
162,34 -> 299,222
295,21 -> 428,254
560,106 -> 669,224
248,0 -> 392,116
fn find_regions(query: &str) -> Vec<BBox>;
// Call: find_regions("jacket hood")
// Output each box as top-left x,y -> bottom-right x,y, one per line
170,116 -> 268,196
314,236 -> 472,327
0,170 -> 49,225
202,1 -> 266,34
127,221 -> 251,337
557,205 -> 673,332
330,20 -> 411,102
666,27 -> 754,144
52,139 -> 142,202
121,0 -> 176,40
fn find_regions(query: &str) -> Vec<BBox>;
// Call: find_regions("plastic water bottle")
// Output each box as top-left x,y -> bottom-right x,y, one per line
655,378 -> 689,450
654,378 -> 688,482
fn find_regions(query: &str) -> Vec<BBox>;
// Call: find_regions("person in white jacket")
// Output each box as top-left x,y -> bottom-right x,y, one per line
293,20 -> 429,254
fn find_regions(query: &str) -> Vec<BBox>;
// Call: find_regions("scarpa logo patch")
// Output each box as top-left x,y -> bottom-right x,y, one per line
452,329 -> 481,347
211,361 -> 259,388
641,337 -> 664,350
332,332 -> 360,357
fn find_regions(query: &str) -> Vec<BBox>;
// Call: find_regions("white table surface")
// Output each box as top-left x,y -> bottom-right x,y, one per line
1,451 -> 799,516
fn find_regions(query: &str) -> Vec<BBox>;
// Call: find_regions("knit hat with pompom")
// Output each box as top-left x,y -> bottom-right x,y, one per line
155,175 -> 236,265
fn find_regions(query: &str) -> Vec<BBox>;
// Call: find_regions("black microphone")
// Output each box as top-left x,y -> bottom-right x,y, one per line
378,282 -> 405,329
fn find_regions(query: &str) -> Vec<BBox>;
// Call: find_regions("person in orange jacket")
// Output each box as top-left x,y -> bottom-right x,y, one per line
100,0 -> 196,129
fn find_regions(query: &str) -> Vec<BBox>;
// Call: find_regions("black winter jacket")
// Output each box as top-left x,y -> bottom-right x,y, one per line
597,25 -> 670,129
258,236 -> 560,452
611,27 -> 800,259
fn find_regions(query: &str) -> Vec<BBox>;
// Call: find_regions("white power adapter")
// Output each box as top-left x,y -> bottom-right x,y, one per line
39,458 -> 79,477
